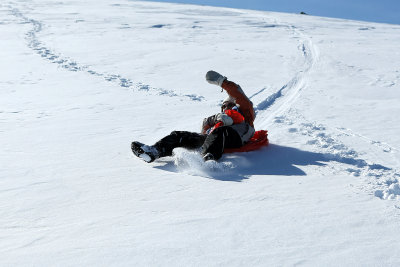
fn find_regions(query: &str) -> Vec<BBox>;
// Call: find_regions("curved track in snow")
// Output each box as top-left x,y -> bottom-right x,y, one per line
254,25 -> 319,128
7,6 -> 205,102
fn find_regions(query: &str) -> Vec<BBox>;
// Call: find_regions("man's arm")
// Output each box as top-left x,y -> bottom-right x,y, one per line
205,70 -> 255,127
221,80 -> 255,127
201,113 -> 234,134
201,114 -> 217,134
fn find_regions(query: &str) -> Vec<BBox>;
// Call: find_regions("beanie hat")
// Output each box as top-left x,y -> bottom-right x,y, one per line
221,95 -> 237,112
222,95 -> 236,105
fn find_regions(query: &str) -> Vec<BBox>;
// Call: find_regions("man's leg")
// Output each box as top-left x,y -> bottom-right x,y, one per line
202,126 -> 242,160
154,131 -> 206,157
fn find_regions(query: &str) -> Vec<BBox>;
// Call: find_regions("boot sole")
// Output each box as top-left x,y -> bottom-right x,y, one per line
131,142 -> 155,163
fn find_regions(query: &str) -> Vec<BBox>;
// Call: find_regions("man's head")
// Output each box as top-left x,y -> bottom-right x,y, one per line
221,96 -> 236,112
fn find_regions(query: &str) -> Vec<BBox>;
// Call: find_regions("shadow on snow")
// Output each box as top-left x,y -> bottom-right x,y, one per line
153,144 -> 390,182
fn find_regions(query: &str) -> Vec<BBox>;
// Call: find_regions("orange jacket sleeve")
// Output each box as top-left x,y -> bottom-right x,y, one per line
221,80 -> 255,127
224,109 -> 244,124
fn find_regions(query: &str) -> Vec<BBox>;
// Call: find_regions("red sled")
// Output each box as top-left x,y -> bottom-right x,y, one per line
224,130 -> 269,153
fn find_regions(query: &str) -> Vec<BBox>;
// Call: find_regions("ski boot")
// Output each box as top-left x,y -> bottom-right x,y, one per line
131,141 -> 160,163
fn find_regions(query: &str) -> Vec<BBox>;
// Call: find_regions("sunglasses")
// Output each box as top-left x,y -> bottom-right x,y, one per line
221,102 -> 236,112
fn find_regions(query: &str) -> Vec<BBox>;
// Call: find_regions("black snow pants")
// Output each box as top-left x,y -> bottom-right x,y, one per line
154,126 -> 243,160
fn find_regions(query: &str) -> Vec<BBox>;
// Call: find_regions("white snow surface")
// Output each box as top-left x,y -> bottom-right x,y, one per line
1,0 -> 400,265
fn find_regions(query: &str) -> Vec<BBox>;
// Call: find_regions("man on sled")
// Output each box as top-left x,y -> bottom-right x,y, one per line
131,70 -> 266,163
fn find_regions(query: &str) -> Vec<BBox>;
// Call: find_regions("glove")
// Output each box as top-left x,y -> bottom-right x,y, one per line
215,113 -> 233,126
205,70 -> 226,87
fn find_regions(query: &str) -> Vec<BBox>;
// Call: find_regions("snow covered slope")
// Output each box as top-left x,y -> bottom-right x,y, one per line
1,0 -> 400,265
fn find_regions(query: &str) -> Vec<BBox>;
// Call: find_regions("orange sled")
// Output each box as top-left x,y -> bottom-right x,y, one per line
224,130 -> 269,153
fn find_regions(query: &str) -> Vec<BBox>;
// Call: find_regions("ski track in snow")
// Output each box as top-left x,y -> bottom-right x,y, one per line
335,127 -> 400,155
7,6 -> 204,102
253,24 -> 318,123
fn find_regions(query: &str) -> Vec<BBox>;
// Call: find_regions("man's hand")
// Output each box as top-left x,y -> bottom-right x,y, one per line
205,70 -> 226,87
